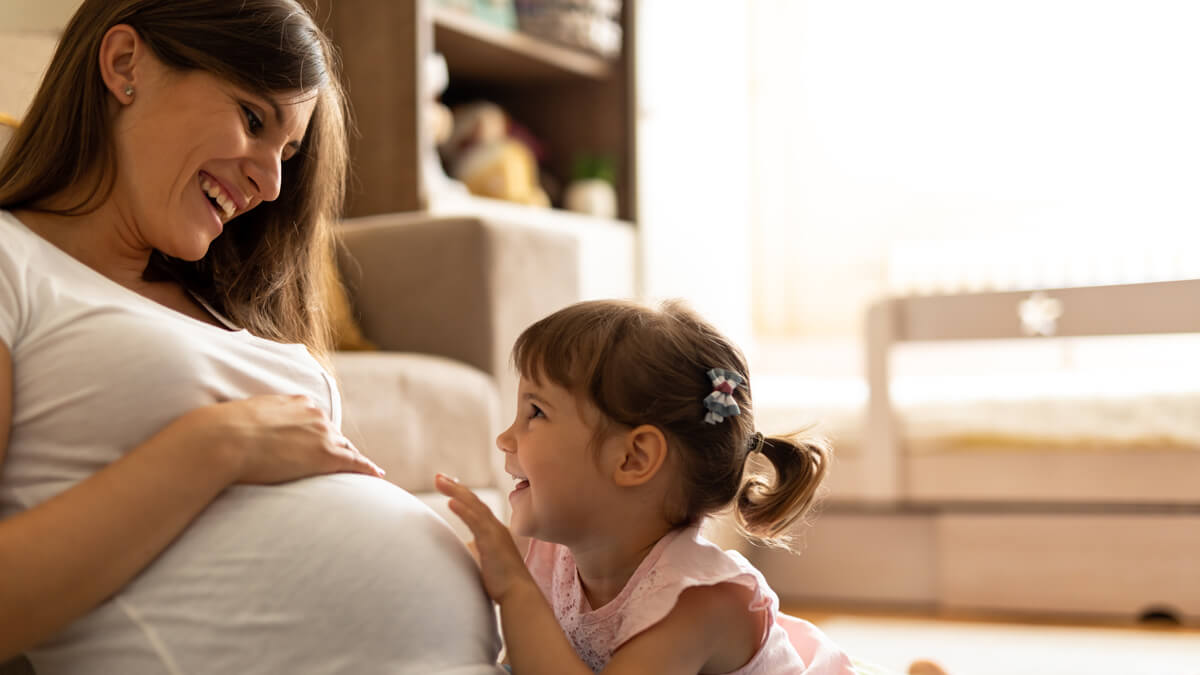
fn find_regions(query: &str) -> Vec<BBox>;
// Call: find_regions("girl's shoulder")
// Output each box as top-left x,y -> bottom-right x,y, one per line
619,526 -> 778,645
649,526 -> 776,607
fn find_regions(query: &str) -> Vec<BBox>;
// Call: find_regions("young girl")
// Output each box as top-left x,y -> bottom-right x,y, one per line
436,298 -> 857,674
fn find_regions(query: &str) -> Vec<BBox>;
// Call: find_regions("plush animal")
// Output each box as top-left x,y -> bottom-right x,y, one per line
438,102 -> 550,207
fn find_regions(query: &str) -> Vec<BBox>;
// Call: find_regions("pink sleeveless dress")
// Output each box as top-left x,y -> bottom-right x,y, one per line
524,525 -> 856,673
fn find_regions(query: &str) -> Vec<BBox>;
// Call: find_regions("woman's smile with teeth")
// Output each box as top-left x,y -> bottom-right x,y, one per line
200,174 -> 236,219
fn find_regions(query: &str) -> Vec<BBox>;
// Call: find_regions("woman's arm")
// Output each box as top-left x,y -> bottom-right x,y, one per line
0,343 -> 384,659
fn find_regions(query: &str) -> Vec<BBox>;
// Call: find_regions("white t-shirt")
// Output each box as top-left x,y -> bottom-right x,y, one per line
0,210 -> 504,674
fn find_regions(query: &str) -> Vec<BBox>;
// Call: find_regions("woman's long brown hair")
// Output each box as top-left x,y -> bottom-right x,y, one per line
0,0 -> 350,354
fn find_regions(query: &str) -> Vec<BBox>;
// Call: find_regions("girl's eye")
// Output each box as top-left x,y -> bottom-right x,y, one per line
529,404 -> 545,420
242,105 -> 263,135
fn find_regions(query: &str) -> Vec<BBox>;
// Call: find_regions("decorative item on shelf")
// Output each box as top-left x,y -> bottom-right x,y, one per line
563,152 -> 617,218
438,101 -> 551,208
420,52 -> 472,205
514,0 -> 623,59
434,0 -> 518,30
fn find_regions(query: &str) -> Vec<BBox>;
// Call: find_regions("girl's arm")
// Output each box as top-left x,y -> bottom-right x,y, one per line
603,582 -> 762,674
436,474 -> 590,674
435,475 -> 760,675
0,343 -> 384,659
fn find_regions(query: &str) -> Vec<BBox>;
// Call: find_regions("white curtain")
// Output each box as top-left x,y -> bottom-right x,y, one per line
746,0 -> 1200,340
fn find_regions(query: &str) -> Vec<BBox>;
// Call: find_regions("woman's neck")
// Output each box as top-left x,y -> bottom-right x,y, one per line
15,204 -> 153,290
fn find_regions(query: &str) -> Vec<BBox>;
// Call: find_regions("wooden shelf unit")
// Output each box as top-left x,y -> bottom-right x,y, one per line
432,6 -> 614,82
306,0 -> 636,224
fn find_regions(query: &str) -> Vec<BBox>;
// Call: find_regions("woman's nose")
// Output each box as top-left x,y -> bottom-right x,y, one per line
244,151 -> 282,203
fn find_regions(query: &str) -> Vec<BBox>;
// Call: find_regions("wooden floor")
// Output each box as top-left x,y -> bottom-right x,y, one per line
784,601 -> 1200,630
783,603 -> 1200,675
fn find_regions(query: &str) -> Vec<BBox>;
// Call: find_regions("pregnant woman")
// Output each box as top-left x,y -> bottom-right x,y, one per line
0,1 -> 502,672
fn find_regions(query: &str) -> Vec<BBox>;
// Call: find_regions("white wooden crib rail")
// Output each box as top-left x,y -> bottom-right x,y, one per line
861,278 -> 1200,503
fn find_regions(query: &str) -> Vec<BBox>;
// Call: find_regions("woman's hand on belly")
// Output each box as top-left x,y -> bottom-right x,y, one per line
163,394 -> 386,484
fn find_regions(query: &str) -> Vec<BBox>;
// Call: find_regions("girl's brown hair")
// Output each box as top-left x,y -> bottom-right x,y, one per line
512,299 -> 830,549
0,0 -> 350,353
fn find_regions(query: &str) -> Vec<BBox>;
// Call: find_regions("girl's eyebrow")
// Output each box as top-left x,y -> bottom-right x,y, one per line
522,391 -> 554,410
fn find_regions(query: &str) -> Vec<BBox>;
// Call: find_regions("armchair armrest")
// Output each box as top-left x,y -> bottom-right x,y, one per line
336,212 -> 581,420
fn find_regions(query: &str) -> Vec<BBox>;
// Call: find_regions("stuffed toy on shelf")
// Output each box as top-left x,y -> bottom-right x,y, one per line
438,101 -> 551,208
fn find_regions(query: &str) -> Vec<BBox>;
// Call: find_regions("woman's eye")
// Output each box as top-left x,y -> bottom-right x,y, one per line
241,105 -> 263,135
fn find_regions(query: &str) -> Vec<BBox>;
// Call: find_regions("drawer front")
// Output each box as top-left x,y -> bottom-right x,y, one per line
755,512 -> 938,605
938,513 -> 1200,620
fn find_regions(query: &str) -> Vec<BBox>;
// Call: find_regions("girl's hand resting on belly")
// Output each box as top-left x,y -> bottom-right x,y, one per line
436,473 -> 534,605
162,394 -> 386,485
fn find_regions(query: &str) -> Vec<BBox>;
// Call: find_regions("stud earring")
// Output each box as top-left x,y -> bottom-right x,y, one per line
123,85 -> 134,99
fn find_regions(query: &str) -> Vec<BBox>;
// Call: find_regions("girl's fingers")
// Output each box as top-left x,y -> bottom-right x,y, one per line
434,472 -> 460,496
447,497 -> 494,539
436,473 -> 483,509
437,475 -> 507,538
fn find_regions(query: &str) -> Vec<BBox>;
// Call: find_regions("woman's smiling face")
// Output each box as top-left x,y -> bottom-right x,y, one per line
108,33 -> 316,261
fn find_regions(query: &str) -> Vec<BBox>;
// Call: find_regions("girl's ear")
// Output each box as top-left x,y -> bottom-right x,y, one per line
612,424 -> 669,487
98,24 -> 143,104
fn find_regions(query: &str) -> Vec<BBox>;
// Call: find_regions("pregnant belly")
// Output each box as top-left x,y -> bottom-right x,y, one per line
30,474 -> 504,675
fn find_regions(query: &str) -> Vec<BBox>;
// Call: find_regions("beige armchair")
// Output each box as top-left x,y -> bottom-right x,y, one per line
332,211 -> 581,535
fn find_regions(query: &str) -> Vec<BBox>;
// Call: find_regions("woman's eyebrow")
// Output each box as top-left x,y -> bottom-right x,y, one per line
257,96 -> 305,153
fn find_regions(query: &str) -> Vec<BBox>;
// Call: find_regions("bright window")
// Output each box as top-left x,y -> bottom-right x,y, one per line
747,0 -> 1200,341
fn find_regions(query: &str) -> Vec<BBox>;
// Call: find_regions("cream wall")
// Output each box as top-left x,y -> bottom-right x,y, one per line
635,0 -> 753,346
0,0 -> 82,32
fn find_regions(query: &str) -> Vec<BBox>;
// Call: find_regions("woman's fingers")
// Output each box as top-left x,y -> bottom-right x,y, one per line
336,436 -> 386,477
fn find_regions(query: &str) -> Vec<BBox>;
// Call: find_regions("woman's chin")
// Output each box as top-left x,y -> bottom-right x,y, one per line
162,232 -> 220,262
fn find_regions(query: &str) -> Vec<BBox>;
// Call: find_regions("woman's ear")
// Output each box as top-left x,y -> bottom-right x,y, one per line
98,24 -> 143,104
612,424 -> 669,487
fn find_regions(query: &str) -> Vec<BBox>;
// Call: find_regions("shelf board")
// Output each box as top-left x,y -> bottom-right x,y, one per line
432,7 -> 614,83
427,190 -> 635,233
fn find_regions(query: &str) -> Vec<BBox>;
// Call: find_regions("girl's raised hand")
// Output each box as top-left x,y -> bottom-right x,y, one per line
435,473 -> 533,604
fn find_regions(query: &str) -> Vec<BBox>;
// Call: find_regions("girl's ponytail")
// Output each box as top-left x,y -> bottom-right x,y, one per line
734,431 -> 830,548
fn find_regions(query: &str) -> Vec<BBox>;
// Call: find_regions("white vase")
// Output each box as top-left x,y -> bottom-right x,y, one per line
564,179 -> 617,218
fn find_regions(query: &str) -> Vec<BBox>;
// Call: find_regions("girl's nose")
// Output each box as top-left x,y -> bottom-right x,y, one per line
496,424 -> 516,454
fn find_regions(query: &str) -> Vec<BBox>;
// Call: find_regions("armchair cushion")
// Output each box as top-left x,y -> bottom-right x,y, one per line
332,351 -> 502,495
336,213 -> 580,427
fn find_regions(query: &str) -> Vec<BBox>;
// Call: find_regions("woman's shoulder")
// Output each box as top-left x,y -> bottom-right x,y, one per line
0,211 -> 39,314
0,210 -> 39,258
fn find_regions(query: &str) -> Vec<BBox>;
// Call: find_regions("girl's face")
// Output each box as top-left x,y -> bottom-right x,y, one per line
110,51 -> 316,260
497,376 -> 622,546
